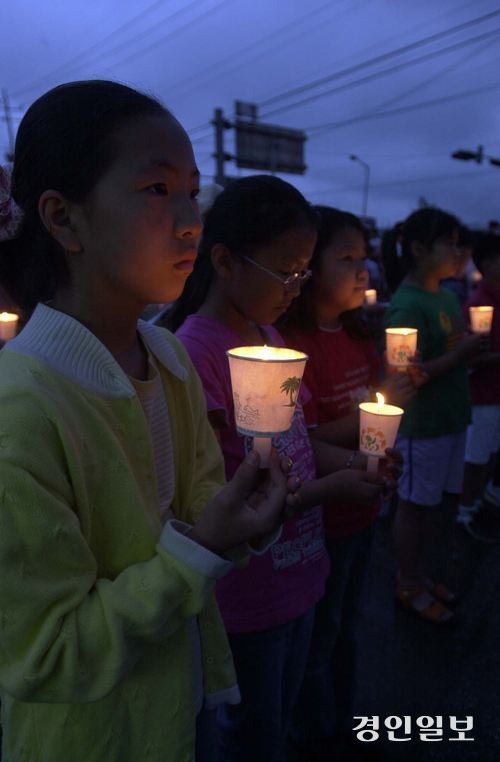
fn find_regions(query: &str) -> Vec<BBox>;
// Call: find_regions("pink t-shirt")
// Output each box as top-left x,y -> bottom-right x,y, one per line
176,314 -> 329,633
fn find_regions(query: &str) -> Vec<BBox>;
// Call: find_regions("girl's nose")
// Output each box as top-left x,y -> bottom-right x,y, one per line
175,198 -> 203,239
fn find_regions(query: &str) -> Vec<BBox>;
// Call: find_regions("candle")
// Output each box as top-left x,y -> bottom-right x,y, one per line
0,312 -> 19,342
385,327 -> 418,369
469,306 -> 494,334
364,289 -> 377,306
227,345 -> 308,467
471,270 -> 482,284
359,392 -> 403,472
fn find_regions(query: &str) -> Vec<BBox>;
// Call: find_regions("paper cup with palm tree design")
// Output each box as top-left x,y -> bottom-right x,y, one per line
227,345 -> 308,466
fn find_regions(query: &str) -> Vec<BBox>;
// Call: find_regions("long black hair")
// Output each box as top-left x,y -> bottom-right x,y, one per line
278,205 -> 371,341
0,80 -> 169,313
166,175 -> 320,333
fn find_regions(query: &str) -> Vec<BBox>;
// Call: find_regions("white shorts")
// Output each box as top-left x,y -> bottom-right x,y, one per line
395,432 -> 467,506
465,405 -> 500,465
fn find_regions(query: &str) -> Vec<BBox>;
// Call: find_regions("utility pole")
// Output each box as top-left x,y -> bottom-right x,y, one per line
1,89 -> 15,161
350,155 -> 370,217
212,108 -> 233,186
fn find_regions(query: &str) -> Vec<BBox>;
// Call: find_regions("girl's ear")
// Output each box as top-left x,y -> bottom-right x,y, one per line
410,240 -> 427,262
211,243 -> 234,281
38,190 -> 82,253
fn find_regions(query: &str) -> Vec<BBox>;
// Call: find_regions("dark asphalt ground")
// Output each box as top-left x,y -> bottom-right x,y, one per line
352,495 -> 500,762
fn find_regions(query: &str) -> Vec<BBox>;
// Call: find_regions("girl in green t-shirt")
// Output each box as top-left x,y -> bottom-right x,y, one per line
385,208 -> 487,626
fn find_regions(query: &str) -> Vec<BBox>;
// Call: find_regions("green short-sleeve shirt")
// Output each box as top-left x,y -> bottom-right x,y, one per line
385,283 -> 471,438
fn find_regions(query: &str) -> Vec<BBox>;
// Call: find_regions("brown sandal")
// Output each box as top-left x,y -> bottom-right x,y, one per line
424,579 -> 457,605
396,583 -> 456,626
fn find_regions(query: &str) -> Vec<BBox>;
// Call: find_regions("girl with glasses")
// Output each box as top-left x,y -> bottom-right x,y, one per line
166,177 -> 394,762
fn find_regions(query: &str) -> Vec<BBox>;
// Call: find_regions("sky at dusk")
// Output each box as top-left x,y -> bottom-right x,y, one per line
1,0 -> 500,228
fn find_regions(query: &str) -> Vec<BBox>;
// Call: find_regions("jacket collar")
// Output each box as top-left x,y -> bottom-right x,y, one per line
4,303 -> 187,399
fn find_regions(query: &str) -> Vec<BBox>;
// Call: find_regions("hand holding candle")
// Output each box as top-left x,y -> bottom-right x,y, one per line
227,345 -> 308,468
359,393 -> 404,472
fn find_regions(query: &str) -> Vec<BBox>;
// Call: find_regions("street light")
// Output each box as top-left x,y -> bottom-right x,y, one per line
451,144 -> 500,168
350,155 -> 370,218
451,145 -> 483,164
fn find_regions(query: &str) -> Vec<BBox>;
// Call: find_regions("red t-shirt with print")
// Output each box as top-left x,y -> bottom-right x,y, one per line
286,324 -> 381,537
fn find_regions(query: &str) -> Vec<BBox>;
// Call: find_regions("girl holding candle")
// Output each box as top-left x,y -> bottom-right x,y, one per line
277,206 -> 412,758
385,207 -> 487,625
0,81 -> 304,762
458,233 -> 500,539
168,178 -> 393,762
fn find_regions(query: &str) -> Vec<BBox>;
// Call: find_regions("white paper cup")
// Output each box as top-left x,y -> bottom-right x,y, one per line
469,306 -> 494,334
359,401 -> 403,459
364,289 -> 377,305
386,328 -> 418,368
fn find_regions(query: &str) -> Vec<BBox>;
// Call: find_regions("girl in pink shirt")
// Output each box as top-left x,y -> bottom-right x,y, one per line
166,179 -> 394,762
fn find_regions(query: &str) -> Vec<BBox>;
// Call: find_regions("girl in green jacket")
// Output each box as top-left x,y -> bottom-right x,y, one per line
0,80 -> 299,762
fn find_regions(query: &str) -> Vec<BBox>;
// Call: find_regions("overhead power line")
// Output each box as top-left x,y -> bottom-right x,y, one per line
11,0 -> 177,97
303,34 -> 498,150
307,167 -> 499,198
257,8 -> 500,110
92,0 -> 238,75
11,0 -> 236,100
252,0 -> 481,108
306,81 -> 500,137
187,11 -> 496,141
259,27 -> 500,120
358,34 -> 498,121
161,0 -> 371,102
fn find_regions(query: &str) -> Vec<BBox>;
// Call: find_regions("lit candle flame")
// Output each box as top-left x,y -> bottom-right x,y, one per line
376,392 -> 384,412
0,312 -> 18,322
262,344 -> 270,360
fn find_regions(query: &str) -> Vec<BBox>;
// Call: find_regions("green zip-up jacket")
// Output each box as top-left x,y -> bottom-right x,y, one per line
0,303 -> 240,762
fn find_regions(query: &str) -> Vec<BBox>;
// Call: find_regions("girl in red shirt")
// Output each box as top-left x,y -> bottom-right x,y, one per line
279,206 -> 413,757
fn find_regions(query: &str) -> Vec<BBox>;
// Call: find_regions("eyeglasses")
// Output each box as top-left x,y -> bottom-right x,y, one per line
241,255 -> 313,291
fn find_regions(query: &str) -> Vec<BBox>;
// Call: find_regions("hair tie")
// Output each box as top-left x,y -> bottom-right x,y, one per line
0,164 -> 25,242
197,183 -> 224,224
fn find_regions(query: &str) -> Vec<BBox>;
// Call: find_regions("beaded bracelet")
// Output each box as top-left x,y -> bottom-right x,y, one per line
346,450 -> 357,469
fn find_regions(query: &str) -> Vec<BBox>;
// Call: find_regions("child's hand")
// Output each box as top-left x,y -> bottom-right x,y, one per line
327,469 -> 388,507
379,447 -> 403,497
379,372 -> 417,408
382,350 -> 429,391
190,449 -> 300,554
407,353 -> 429,388
457,332 -> 490,360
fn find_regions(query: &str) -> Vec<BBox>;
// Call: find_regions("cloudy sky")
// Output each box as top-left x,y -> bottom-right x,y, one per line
2,0 -> 500,228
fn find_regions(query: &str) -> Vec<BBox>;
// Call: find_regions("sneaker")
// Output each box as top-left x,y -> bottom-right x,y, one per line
456,500 -> 481,525
463,505 -> 500,543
